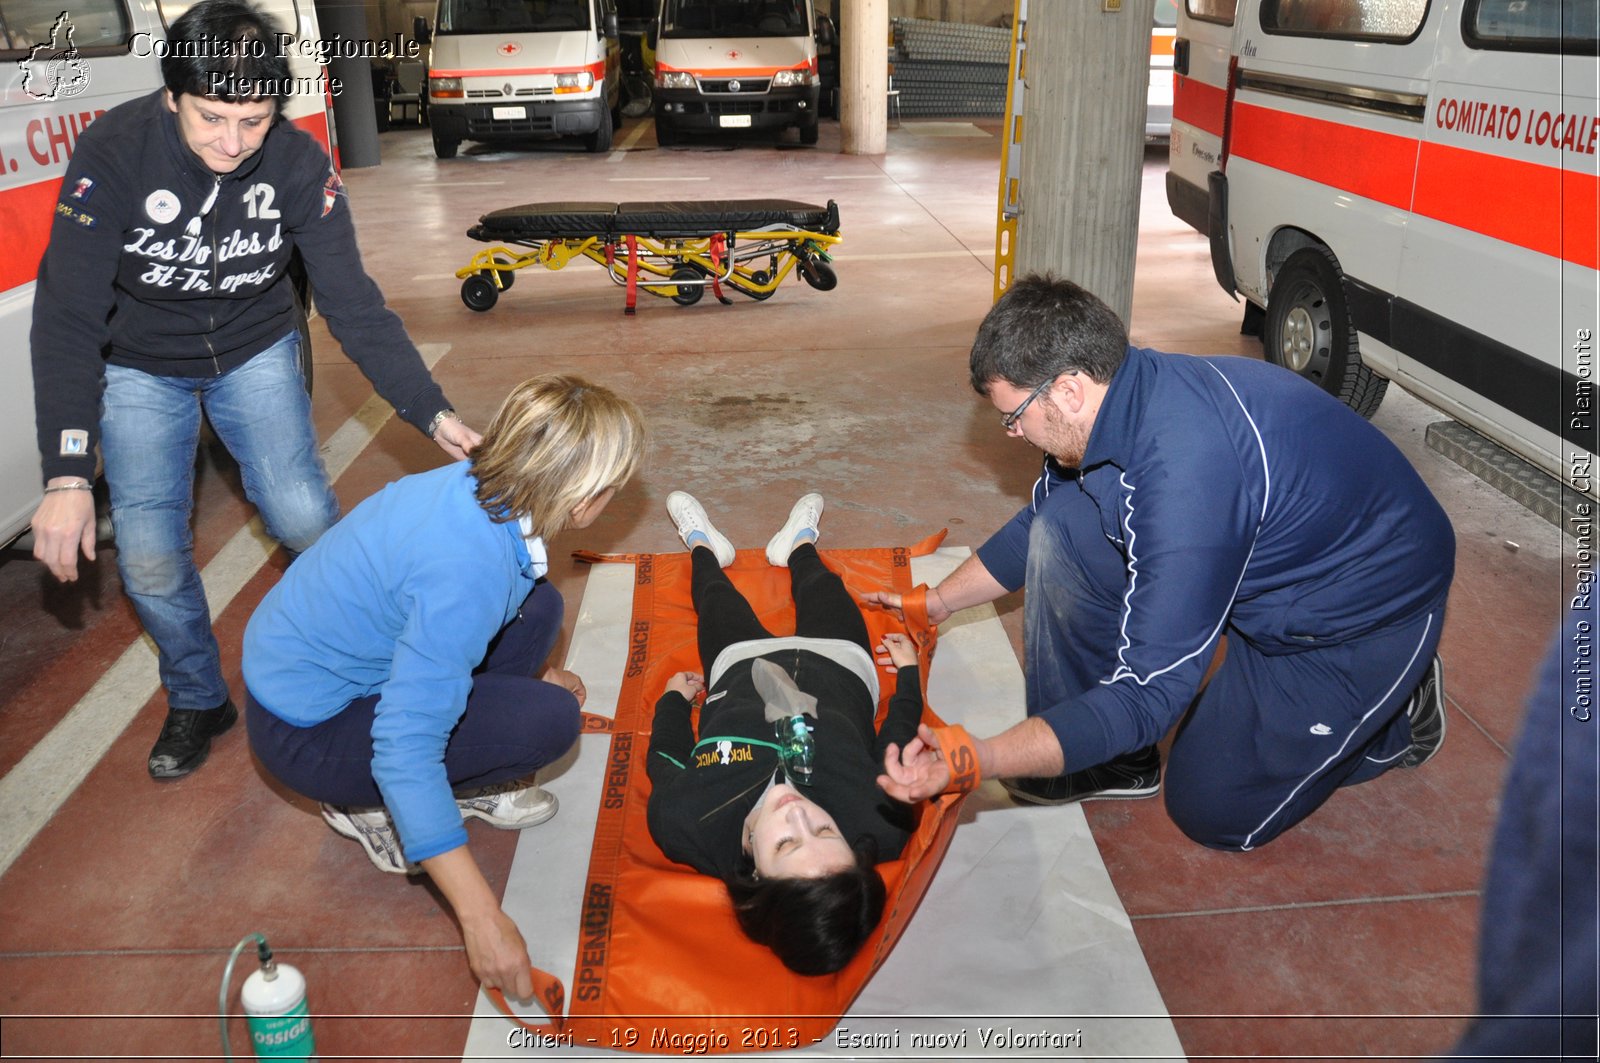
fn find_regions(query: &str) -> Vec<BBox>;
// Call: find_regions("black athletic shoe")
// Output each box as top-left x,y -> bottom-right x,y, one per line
1400,656 -> 1446,769
1001,745 -> 1162,806
147,699 -> 238,780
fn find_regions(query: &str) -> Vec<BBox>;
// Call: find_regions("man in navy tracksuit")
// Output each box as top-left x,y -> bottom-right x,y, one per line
873,275 -> 1453,850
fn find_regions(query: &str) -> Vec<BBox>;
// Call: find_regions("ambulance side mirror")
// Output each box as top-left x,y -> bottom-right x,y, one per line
413,16 -> 432,45
1173,37 -> 1189,76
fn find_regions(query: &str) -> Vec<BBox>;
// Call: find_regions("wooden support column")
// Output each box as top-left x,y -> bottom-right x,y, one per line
839,0 -> 889,156
1012,0 -> 1154,325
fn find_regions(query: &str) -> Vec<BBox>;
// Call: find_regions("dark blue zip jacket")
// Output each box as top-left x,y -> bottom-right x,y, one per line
32,90 -> 449,482
976,346 -> 1455,772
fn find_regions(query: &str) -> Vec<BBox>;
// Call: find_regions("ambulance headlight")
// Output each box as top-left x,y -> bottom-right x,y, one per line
554,71 -> 594,93
430,77 -> 463,98
771,69 -> 814,87
658,70 -> 696,90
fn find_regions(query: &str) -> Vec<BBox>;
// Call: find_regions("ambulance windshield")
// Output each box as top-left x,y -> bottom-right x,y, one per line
662,0 -> 808,39
437,0 -> 593,35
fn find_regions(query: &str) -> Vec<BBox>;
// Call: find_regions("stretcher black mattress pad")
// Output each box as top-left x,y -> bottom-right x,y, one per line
468,199 -> 839,242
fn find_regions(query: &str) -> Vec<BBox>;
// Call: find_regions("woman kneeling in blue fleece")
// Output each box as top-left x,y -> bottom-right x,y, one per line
244,374 -> 645,1002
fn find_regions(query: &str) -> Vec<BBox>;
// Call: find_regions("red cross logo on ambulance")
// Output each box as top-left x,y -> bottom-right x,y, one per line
498,41 -> 521,56
725,49 -> 740,60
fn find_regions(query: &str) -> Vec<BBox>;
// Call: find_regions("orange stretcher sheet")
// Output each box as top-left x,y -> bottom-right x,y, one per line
491,531 -> 962,1052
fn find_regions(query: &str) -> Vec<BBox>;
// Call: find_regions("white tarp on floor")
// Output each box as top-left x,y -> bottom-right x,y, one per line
461,548 -> 1185,1061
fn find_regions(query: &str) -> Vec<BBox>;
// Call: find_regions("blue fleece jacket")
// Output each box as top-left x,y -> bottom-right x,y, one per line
976,346 -> 1455,772
243,463 -> 537,862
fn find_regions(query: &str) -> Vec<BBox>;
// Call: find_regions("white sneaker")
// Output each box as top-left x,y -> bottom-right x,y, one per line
456,779 -> 559,829
766,493 -> 824,567
666,491 -> 736,567
321,804 -> 420,876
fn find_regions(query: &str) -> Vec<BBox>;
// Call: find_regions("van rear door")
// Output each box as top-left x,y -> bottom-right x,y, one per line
1167,0 -> 1237,234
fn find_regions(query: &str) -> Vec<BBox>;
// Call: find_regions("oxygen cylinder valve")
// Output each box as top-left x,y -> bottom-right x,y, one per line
221,933 -> 317,1061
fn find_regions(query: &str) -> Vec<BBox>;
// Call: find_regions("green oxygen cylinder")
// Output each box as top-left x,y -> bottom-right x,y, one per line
241,943 -> 316,1061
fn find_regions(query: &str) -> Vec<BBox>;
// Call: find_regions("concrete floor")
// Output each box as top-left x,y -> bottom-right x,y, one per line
0,114 -> 1569,1059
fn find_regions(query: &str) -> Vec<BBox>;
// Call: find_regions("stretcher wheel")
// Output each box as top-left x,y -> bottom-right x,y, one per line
737,270 -> 776,301
799,259 -> 837,291
461,274 -> 499,312
669,267 -> 704,306
481,267 -> 514,291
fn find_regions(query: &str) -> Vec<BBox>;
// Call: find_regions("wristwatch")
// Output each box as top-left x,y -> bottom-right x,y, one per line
426,408 -> 458,439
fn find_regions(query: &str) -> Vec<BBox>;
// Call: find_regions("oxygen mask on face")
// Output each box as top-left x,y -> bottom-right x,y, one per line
773,713 -> 816,787
753,658 -> 817,787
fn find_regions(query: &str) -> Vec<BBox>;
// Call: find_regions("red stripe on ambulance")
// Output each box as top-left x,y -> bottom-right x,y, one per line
1230,101 -> 1417,211
1173,74 -> 1226,138
1230,99 -> 1598,269
1414,140 -> 1599,271
0,178 -> 58,294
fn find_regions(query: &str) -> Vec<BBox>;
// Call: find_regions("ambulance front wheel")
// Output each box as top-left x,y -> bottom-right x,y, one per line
461,275 -> 499,312
1263,246 -> 1388,419
798,119 -> 819,146
799,258 -> 836,291
585,114 -> 613,153
432,131 -> 460,159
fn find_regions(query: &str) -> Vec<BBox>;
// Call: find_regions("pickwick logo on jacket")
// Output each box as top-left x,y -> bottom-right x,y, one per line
694,741 -> 754,768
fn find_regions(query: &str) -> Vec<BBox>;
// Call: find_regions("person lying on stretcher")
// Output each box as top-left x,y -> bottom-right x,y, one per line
646,492 -> 925,975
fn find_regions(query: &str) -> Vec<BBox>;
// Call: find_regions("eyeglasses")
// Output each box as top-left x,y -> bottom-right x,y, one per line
1001,376 -> 1057,431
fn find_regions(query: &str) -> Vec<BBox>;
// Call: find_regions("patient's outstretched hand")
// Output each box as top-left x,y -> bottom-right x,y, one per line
878,723 -> 951,803
875,632 -> 918,672
665,671 -> 705,700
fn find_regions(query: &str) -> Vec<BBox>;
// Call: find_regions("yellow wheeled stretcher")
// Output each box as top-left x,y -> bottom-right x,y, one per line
455,199 -> 841,314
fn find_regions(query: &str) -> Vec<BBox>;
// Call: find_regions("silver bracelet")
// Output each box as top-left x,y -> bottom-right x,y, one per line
426,408 -> 458,439
43,482 -> 93,494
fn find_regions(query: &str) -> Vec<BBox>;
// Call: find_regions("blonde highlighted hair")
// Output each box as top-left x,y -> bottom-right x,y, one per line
471,375 -> 646,538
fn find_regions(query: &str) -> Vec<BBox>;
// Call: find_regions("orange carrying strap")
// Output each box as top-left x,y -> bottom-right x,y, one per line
492,532 -> 964,1052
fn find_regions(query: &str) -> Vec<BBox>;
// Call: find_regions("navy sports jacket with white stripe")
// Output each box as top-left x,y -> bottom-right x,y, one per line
975,346 -> 1455,771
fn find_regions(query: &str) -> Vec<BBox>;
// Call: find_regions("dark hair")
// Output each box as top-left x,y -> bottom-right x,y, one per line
724,840 -> 887,976
162,0 -> 291,112
968,274 -> 1129,395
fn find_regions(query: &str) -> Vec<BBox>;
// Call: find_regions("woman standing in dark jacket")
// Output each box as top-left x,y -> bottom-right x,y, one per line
646,492 -> 923,975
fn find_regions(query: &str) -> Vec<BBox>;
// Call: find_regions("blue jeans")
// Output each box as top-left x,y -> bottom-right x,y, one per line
101,331 -> 339,711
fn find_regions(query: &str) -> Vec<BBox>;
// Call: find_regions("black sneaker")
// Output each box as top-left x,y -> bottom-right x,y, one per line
1001,745 -> 1162,805
147,699 -> 238,780
1400,656 -> 1446,769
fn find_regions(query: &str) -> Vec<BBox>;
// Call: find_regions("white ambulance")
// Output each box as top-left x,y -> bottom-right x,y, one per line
1167,0 -> 1598,491
650,0 -> 825,146
423,0 -> 623,158
0,0 -> 334,546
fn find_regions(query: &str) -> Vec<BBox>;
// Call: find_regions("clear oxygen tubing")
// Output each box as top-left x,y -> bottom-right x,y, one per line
219,932 -> 266,1061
